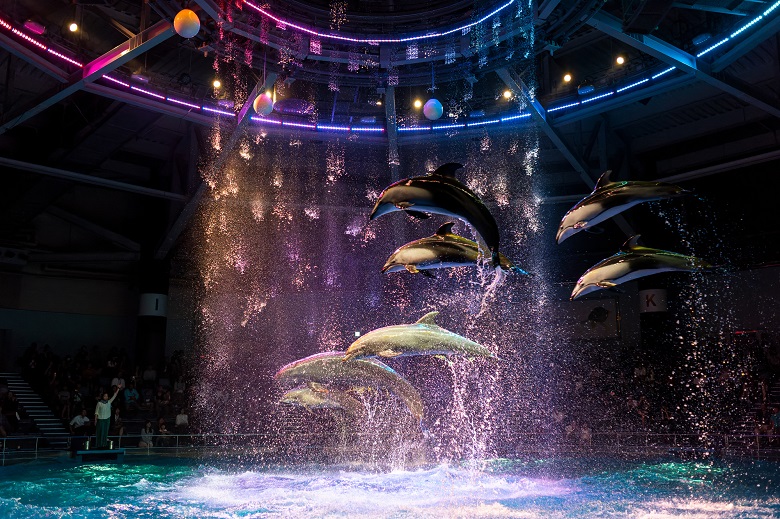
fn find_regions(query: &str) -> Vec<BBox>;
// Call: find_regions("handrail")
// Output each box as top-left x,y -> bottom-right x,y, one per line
3,431 -> 779,465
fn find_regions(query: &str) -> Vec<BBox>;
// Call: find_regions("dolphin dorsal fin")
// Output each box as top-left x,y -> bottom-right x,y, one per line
416,311 -> 439,326
435,222 -> 456,237
620,235 -> 642,252
594,170 -> 613,191
432,163 -> 464,177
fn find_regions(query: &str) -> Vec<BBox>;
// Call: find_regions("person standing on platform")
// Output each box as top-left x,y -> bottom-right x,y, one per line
94,386 -> 120,448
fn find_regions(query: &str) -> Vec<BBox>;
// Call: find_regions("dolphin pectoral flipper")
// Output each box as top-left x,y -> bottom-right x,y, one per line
436,222 -> 457,236
574,221 -> 589,229
405,265 -> 421,274
597,281 -> 617,288
378,349 -> 403,358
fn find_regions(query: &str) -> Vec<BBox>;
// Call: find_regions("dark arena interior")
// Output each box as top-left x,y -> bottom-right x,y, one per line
0,0 -> 779,516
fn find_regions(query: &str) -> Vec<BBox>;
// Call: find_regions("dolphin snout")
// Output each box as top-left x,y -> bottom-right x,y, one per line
556,226 -> 575,244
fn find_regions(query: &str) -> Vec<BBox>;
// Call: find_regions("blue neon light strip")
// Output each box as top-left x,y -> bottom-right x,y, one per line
652,67 -> 676,80
616,78 -> 649,93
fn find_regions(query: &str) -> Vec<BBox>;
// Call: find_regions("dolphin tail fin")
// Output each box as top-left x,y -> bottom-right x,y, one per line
510,266 -> 531,276
491,251 -> 500,268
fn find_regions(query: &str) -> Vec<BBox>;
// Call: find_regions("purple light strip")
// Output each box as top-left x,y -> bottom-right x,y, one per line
131,85 -> 166,100
316,124 -> 351,131
102,75 -> 130,87
466,119 -> 501,127
351,127 -> 385,132
202,106 -> 236,117
242,0 -> 516,44
282,121 -> 317,129
432,123 -> 467,130
250,116 -> 282,125
167,97 -> 201,110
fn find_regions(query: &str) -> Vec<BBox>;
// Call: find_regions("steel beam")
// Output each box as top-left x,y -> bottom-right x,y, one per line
0,19 -> 174,134
495,67 -> 594,187
711,15 -> 780,72
385,85 -> 401,180
0,31 -> 68,82
586,11 -> 780,118
154,73 -> 278,260
0,156 -> 187,201
47,206 -> 141,251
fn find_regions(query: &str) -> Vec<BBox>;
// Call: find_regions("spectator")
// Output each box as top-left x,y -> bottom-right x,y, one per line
110,407 -> 125,438
124,383 -> 140,412
139,420 -> 154,448
2,391 -> 20,432
175,408 -> 189,434
69,409 -> 92,435
156,423 -> 172,447
57,385 -> 71,419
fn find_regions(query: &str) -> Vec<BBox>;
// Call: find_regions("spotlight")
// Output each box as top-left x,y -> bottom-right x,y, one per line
616,56 -> 625,65
503,90 -> 512,99
413,99 -> 422,109
213,79 -> 221,89
376,99 -> 382,106
69,22 -> 78,32
563,73 -> 572,83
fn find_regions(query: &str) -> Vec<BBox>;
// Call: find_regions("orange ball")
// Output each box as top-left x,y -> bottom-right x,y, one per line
174,9 -> 200,39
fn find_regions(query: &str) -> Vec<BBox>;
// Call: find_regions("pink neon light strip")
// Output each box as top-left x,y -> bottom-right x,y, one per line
242,0 -> 516,44
131,86 -> 166,100
47,48 -> 83,67
103,75 -> 130,87
167,97 -> 201,110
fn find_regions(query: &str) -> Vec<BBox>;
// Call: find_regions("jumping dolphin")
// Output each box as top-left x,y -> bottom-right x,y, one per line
279,383 -> 364,417
274,352 -> 424,422
343,311 -> 496,362
382,222 -> 528,277
369,163 -> 502,266
556,171 -> 690,244
570,235 -> 712,300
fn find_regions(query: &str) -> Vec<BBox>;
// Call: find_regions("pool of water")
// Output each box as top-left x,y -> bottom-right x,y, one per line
1,456 -> 778,518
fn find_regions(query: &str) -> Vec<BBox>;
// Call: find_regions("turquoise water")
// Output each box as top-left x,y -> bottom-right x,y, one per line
0,456 -> 778,518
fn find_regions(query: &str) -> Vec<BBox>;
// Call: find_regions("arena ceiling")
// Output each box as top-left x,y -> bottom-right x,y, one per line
0,0 -> 778,282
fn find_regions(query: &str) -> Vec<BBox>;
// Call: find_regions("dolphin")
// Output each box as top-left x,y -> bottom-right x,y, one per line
382,222 -> 529,277
570,235 -> 713,300
369,163 -> 502,266
274,351 -> 424,422
279,382 -> 364,417
343,311 -> 496,362
556,170 -> 690,244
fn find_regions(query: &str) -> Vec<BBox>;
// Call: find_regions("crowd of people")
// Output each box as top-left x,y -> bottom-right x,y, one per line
6,342 -> 194,449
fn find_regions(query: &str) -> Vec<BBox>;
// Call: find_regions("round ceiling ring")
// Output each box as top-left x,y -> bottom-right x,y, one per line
242,0 -> 519,44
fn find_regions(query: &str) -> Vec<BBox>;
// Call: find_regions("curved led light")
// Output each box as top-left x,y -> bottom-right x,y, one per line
243,0 -> 517,44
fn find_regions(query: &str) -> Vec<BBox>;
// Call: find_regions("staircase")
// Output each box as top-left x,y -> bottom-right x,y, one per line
0,372 -> 70,448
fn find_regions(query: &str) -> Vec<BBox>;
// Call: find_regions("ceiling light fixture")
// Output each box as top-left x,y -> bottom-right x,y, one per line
68,22 -> 78,32
616,56 -> 625,65
503,89 -> 512,99
414,99 -> 422,109
213,79 -> 222,88
563,73 -> 572,83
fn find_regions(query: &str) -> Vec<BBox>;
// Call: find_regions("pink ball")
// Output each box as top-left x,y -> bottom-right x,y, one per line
253,93 -> 274,115
423,98 -> 443,120
174,9 -> 200,39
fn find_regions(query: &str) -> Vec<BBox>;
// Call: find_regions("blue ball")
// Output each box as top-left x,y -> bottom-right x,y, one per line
423,99 -> 443,120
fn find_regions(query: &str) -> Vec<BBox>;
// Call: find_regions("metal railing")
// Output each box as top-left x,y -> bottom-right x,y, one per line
3,431 -> 779,466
